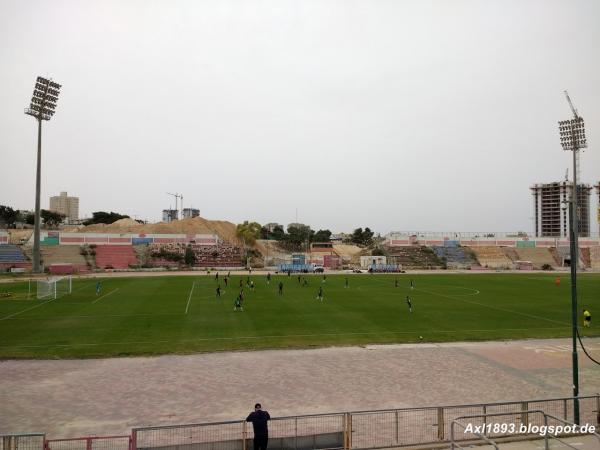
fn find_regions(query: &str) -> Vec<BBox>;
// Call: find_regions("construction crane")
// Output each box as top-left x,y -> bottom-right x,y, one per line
166,192 -> 183,221
564,90 -> 579,119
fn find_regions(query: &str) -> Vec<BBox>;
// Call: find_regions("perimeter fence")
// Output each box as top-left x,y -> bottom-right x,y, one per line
4,396 -> 599,450
131,395 -> 600,450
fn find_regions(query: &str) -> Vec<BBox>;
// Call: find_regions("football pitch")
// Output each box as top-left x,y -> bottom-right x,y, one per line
0,273 -> 598,358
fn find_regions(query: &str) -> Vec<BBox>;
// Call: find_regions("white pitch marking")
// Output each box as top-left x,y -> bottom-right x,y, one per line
185,281 -> 196,314
0,299 -> 54,321
92,288 -> 119,304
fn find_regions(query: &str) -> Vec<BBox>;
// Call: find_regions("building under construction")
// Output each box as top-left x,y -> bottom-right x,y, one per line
531,181 -> 592,238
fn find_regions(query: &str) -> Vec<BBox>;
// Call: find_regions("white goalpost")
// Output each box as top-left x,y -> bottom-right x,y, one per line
36,276 -> 72,300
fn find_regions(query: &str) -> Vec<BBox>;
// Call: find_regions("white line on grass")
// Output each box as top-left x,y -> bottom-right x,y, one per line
185,281 -> 196,314
0,299 -> 54,321
415,287 -> 567,325
92,288 -> 119,304
0,326 -> 572,349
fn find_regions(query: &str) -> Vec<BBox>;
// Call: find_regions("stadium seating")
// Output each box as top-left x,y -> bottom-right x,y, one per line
468,246 -> 514,269
579,247 -> 591,269
94,245 -> 138,269
148,242 -> 244,267
512,248 -> 557,269
590,247 -> 600,270
0,244 -> 31,270
431,246 -> 477,269
38,246 -> 90,273
384,245 -> 444,269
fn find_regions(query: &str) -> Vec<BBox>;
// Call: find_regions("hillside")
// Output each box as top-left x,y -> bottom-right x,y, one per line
77,217 -> 240,244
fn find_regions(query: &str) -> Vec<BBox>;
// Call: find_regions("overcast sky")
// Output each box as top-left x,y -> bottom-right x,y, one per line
1,0 -> 599,235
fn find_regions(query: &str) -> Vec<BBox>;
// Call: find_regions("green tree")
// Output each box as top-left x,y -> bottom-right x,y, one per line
0,205 -> 19,227
313,229 -> 332,242
184,245 -> 196,266
41,210 -> 65,228
83,211 -> 130,225
351,228 -> 364,245
281,224 -> 314,250
236,221 -> 262,246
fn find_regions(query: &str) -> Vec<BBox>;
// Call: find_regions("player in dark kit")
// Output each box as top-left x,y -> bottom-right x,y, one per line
266,273 -> 271,284
216,285 -> 221,298
345,277 -> 349,288
394,278 -> 399,288
246,403 -> 270,450
410,279 -> 414,290
278,281 -> 284,295
317,286 -> 324,301
406,296 -> 413,313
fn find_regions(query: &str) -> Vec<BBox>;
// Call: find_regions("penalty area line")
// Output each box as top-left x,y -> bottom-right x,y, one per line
185,281 -> 196,314
92,288 -> 120,304
0,299 -> 54,321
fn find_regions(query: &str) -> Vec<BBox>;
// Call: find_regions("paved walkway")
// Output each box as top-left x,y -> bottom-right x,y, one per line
1,338 -> 599,438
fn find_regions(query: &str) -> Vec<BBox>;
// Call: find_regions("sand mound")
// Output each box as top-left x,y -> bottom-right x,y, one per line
78,217 -> 240,244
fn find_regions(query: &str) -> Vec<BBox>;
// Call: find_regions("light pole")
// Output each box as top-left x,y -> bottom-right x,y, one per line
25,76 -> 62,273
558,91 -> 587,424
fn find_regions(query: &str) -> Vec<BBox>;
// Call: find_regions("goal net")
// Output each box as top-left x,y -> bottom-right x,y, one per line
36,276 -> 72,300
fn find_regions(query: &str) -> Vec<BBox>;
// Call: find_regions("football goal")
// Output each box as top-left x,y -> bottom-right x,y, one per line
36,276 -> 72,300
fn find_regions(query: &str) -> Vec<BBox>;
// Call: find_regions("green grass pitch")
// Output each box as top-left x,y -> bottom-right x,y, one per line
0,273 -> 598,358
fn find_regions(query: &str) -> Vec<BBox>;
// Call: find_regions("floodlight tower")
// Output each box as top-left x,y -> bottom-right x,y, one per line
25,76 -> 62,273
558,90 -> 588,424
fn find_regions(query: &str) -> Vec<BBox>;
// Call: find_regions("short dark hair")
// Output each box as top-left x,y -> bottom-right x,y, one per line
255,403 -> 262,409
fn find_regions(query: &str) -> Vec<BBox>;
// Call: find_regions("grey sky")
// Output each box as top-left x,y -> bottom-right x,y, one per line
1,0 -> 599,235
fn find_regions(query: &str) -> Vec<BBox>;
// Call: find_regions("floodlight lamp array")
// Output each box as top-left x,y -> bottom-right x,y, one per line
558,117 -> 587,151
25,76 -> 61,121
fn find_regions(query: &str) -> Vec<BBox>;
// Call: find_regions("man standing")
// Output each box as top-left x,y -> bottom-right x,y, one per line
406,295 -> 413,313
317,286 -> 324,302
583,309 -> 591,328
216,285 -> 221,298
344,277 -> 349,288
246,403 -> 270,450
96,281 -> 102,296
278,281 -> 284,296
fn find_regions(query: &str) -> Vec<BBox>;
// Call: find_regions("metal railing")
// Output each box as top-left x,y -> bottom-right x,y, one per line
131,395 -> 600,450
45,436 -> 131,450
0,434 -> 45,450
451,410 -> 600,450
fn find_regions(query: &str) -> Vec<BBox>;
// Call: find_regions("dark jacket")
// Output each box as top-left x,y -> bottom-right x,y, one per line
246,410 -> 270,437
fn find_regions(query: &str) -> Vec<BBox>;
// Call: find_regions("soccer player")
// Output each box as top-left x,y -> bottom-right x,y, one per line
410,279 -> 414,290
234,295 -> 243,311
344,277 -> 349,288
303,277 -> 308,287
278,281 -> 284,296
250,280 -> 255,291
297,275 -> 301,284
266,273 -> 271,284
215,272 -> 219,281
239,279 -> 243,288
246,276 -> 251,287
394,278 -> 399,288
224,277 -> 228,288
317,286 -> 324,301
406,296 -> 413,313
322,274 -> 327,283
555,277 -> 561,286
216,285 -> 221,298
583,309 -> 591,327
96,281 -> 102,296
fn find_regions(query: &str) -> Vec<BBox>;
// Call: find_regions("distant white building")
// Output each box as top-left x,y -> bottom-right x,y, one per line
49,192 -> 79,223
162,209 -> 178,222
182,208 -> 200,219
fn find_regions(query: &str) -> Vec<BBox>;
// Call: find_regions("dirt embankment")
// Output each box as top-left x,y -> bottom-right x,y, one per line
77,217 -> 242,245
